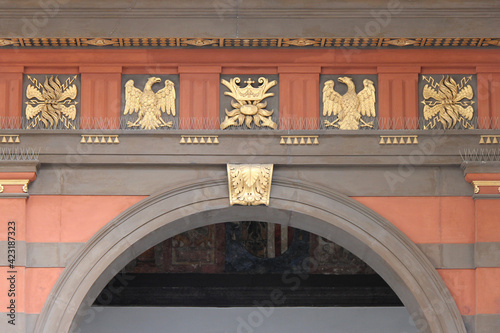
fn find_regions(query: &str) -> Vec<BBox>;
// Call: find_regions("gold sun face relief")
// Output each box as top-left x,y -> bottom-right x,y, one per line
220,76 -> 278,130
24,75 -> 79,129
420,75 -> 476,130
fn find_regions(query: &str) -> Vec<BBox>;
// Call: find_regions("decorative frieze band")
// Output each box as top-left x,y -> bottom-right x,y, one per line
0,37 -> 498,49
0,72 -> 490,131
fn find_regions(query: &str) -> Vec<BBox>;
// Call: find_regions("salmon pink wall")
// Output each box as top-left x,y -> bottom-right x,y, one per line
353,197 -> 475,244
26,195 -> 146,243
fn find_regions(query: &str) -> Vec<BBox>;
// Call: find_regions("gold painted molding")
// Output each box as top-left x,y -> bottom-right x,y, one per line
471,181 -> 500,194
379,135 -> 418,145
280,136 -> 319,145
0,179 -> 30,193
0,135 -> 20,144
227,164 -> 273,206
80,135 -> 119,144
479,135 -> 500,144
180,135 -> 219,144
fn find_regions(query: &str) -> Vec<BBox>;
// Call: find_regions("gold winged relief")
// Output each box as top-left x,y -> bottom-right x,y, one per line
25,75 -> 78,129
422,75 -> 474,129
323,77 -> 376,130
124,77 -> 176,130
227,164 -> 274,206
220,77 -> 277,129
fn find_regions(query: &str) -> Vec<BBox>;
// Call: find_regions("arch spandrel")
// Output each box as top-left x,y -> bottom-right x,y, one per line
35,178 -> 466,333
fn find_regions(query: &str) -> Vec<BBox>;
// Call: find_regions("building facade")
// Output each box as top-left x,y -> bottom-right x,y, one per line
0,1 -> 499,332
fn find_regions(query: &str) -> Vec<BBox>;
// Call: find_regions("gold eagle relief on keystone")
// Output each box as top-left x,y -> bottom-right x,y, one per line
322,76 -> 376,130
124,77 -> 176,130
227,164 -> 274,206
220,77 -> 277,130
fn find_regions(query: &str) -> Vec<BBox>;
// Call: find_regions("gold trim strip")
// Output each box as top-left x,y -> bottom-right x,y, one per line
80,135 -> 119,144
471,180 -> 500,194
379,135 -> 418,145
479,135 -> 500,144
0,179 -> 30,193
280,136 -> 319,145
0,135 -> 20,144
180,135 -> 219,144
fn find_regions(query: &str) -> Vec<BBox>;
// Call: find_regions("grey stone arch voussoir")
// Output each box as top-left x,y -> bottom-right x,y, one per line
34,178 -> 466,333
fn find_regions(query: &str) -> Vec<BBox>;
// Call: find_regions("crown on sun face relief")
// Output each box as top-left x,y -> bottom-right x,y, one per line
220,76 -> 278,130
224,77 -> 276,101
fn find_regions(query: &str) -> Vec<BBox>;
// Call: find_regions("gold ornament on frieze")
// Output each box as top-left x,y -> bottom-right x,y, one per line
84,38 -> 116,46
385,38 -> 419,46
182,38 -> 218,47
124,77 -> 176,130
323,77 -> 376,130
282,38 -> 318,47
484,39 -> 500,46
25,75 -> 78,129
220,77 -> 277,130
0,38 -> 15,46
422,75 -> 475,130
227,164 -> 274,206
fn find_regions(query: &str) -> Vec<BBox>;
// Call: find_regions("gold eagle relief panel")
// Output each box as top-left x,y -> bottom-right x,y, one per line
121,75 -> 179,130
321,75 -> 378,130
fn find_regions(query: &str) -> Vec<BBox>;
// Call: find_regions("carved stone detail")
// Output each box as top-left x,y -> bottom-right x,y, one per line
227,164 -> 273,206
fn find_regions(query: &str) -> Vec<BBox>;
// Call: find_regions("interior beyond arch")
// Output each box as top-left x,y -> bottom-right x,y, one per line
34,179 -> 466,333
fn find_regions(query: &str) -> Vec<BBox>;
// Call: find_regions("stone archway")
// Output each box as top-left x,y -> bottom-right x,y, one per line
34,178 -> 466,333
